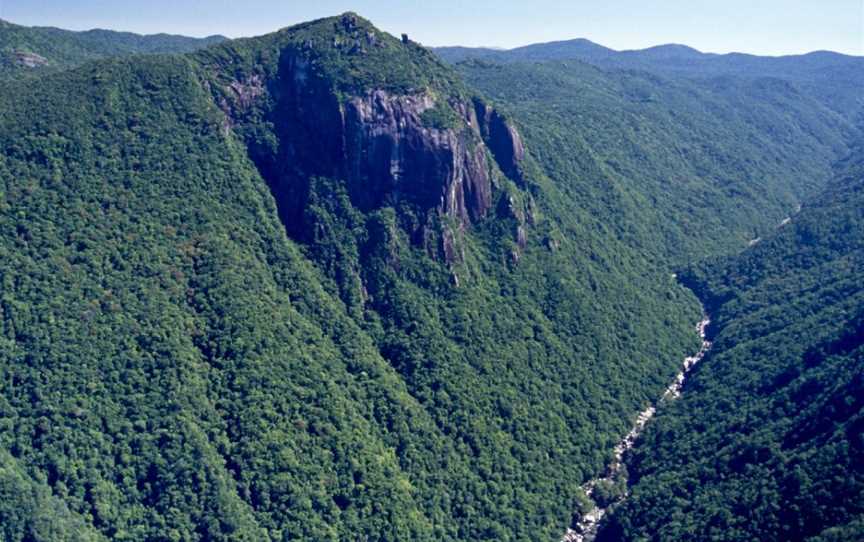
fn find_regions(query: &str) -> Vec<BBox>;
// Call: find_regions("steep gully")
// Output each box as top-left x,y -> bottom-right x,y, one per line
562,309 -> 713,542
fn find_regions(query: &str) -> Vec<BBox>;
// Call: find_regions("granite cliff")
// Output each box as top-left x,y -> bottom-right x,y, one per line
204,13 -> 525,260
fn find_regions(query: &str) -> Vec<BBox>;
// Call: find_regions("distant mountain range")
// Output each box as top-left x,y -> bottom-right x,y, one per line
435,37 -> 860,70
435,39 -> 864,113
0,13 -> 861,541
0,18 -> 226,78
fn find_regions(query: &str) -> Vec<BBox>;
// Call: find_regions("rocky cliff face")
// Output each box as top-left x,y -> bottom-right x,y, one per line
342,89 -> 496,229
474,98 -> 525,182
213,40 -> 524,253
12,51 -> 48,68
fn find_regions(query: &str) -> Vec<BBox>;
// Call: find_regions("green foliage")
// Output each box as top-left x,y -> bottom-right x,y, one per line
592,479 -> 626,509
600,141 -> 864,541
572,487 -> 596,517
455,59 -> 858,265
0,12 -> 860,542
436,41 -> 864,115
420,101 -> 461,130
0,18 -> 224,80
196,12 -> 465,99
0,55 -> 447,541
0,451 -> 104,542
0,15 -> 709,541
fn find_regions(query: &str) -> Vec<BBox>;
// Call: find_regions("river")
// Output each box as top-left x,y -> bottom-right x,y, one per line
561,314 -> 712,542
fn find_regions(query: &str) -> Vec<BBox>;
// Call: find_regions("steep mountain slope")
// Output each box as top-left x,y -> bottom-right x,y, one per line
2,12 -> 860,541
0,18 -> 225,79
454,59 -> 857,264
598,139 -> 864,541
0,13 -> 709,541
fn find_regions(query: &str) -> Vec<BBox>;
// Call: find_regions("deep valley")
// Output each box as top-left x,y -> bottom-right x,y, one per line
0,10 -> 861,542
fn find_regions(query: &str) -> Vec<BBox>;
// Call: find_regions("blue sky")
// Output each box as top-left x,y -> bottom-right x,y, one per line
1,0 -> 862,56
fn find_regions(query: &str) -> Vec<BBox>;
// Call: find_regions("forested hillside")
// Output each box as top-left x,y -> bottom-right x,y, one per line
0,18 -> 225,80
448,38 -> 864,542
0,14 -> 706,541
598,138 -> 864,541
0,11 -> 861,541
453,59 -> 857,263
437,41 -> 864,115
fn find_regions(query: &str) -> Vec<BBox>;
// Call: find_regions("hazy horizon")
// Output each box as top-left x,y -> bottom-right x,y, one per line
2,0 -> 862,57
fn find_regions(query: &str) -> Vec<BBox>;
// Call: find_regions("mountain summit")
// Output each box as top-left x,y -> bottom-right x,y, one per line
196,12 -> 527,258
0,11 -> 860,542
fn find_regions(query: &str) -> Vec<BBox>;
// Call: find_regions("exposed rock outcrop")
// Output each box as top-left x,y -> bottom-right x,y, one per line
227,74 -> 265,109
344,90 -> 493,228
215,45 -> 526,262
473,98 -> 525,182
11,51 -> 48,68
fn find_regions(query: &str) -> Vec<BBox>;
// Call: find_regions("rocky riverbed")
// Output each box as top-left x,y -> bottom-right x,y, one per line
562,315 -> 712,542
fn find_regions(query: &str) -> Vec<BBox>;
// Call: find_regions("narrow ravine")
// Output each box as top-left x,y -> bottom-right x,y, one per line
561,313 -> 712,542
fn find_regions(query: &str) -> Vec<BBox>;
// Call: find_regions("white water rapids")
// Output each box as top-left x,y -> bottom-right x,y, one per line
561,315 -> 712,542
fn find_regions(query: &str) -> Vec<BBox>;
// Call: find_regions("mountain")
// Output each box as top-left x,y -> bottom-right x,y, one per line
0,17 -> 226,79
436,38 -> 616,64
435,37 -> 860,77
633,43 -> 706,60
0,11 -> 861,541
453,58 -> 857,263
0,13 -> 710,540
599,135 -> 864,541
436,40 -> 864,115
449,49 -> 864,539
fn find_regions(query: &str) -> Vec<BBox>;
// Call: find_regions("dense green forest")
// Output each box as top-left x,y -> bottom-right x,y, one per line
0,11 -> 861,541
452,59 -> 858,264
0,18 -> 225,80
450,52 -> 862,540
437,41 -> 864,115
598,138 -> 864,541
0,14 -> 702,540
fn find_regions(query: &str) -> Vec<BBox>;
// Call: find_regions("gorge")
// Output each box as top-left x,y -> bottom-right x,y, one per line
564,311 -> 712,542
0,10 -> 861,542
